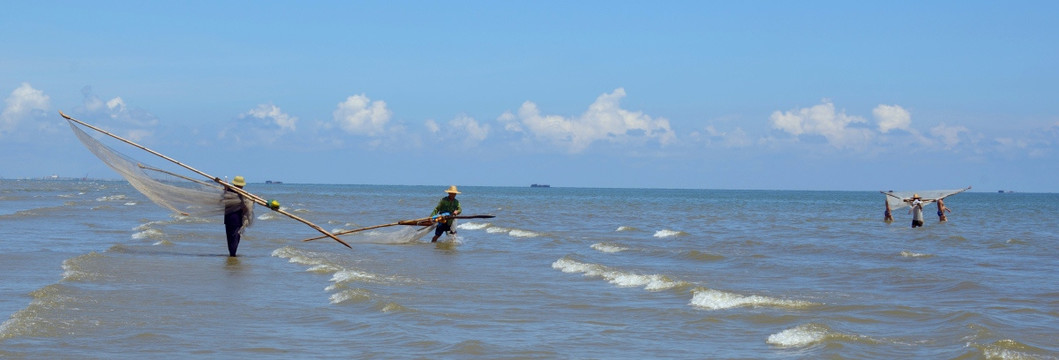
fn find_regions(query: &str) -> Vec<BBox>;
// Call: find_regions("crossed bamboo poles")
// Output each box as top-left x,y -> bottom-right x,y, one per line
300,214 -> 496,242
60,111 -> 351,249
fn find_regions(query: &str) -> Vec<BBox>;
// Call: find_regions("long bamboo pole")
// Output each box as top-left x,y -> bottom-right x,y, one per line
60,111 -> 351,249
300,214 -> 496,242
138,164 -> 223,189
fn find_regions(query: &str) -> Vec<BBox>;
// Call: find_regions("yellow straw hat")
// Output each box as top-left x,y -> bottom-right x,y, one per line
445,185 -> 461,194
232,176 -> 246,186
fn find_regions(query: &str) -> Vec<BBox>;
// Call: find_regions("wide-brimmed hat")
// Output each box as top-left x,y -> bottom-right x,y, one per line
445,185 -> 461,194
232,176 -> 246,186
911,193 -> 921,199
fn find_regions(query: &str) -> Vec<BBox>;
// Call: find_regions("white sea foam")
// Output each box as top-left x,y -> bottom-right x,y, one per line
552,258 -> 687,291
273,247 -> 392,290
591,242 -> 628,253
331,269 -> 379,284
900,250 -> 933,258
272,246 -> 330,268
981,339 -> 1043,360
457,222 -> 489,230
484,226 -> 540,238
134,220 -> 166,231
307,264 -> 341,274
132,228 -> 162,240
379,302 -> 410,313
653,229 -> 686,238
766,323 -> 830,347
123,202 -> 136,206
509,229 -> 540,238
329,288 -> 372,304
95,194 -> 127,202
615,226 -> 637,232
690,288 -> 816,310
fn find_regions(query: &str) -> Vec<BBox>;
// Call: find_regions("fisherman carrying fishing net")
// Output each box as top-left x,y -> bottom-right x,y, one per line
880,187 -> 970,228
61,111 -> 351,255
430,185 -> 463,243
222,176 -> 255,256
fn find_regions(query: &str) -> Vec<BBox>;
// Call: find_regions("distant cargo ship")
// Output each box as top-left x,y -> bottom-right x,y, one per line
530,184 -> 550,188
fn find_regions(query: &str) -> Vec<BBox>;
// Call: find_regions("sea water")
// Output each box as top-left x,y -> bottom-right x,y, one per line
1,180 -> 1057,359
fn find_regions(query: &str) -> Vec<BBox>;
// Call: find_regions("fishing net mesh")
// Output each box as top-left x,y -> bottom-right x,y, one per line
883,188 -> 969,210
68,120 -> 226,217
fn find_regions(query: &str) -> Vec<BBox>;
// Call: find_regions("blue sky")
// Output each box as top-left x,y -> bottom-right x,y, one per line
2,1 -> 1057,192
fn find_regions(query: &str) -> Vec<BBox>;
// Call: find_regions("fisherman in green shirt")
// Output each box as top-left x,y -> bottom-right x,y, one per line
430,185 -> 463,242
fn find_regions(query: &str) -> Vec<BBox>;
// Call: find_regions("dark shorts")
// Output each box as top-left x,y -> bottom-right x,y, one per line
911,220 -> 924,228
435,222 -> 452,236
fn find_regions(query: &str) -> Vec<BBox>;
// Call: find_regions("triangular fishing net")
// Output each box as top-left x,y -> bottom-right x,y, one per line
68,120 -> 226,217
882,188 -> 970,210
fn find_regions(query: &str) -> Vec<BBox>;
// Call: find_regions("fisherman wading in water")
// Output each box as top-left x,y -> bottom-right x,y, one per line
430,185 -> 463,243
222,176 -> 254,256
908,193 -> 925,228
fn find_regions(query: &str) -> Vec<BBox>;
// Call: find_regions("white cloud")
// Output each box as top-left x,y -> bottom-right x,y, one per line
333,94 -> 391,136
702,125 -> 753,148
105,96 -> 157,128
769,99 -> 872,149
106,97 -> 126,113
873,104 -> 911,133
75,87 -> 158,141
929,123 -> 969,149
424,119 -> 440,133
244,103 -> 297,132
497,111 -> 522,132
506,88 -> 675,153
218,103 -> 300,145
424,115 -> 491,147
1,83 -> 50,136
451,114 -> 490,145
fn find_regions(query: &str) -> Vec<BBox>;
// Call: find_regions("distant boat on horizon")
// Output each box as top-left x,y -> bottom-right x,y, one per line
530,184 -> 550,188
265,180 -> 284,184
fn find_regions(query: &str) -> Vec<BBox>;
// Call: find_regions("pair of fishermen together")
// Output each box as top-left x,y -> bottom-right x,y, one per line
222,179 -> 462,256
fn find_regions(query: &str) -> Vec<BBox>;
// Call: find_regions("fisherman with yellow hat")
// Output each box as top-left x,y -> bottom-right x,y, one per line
222,175 -> 255,256
429,185 -> 463,242
908,193 -> 925,228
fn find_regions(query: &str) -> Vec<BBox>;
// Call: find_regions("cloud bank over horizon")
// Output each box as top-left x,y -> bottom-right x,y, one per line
3,83 -> 1048,160
2,81 -> 1056,191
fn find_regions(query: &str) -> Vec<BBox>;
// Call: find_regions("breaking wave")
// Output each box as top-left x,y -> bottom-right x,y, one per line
485,225 -> 540,238
900,250 -> 933,258
96,194 -> 128,202
329,288 -> 374,305
551,257 -> 689,291
591,242 -> 628,253
766,323 -> 880,348
689,288 -> 817,310
766,323 -> 832,347
132,228 -> 163,240
653,229 -> 687,238
457,222 -> 490,230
